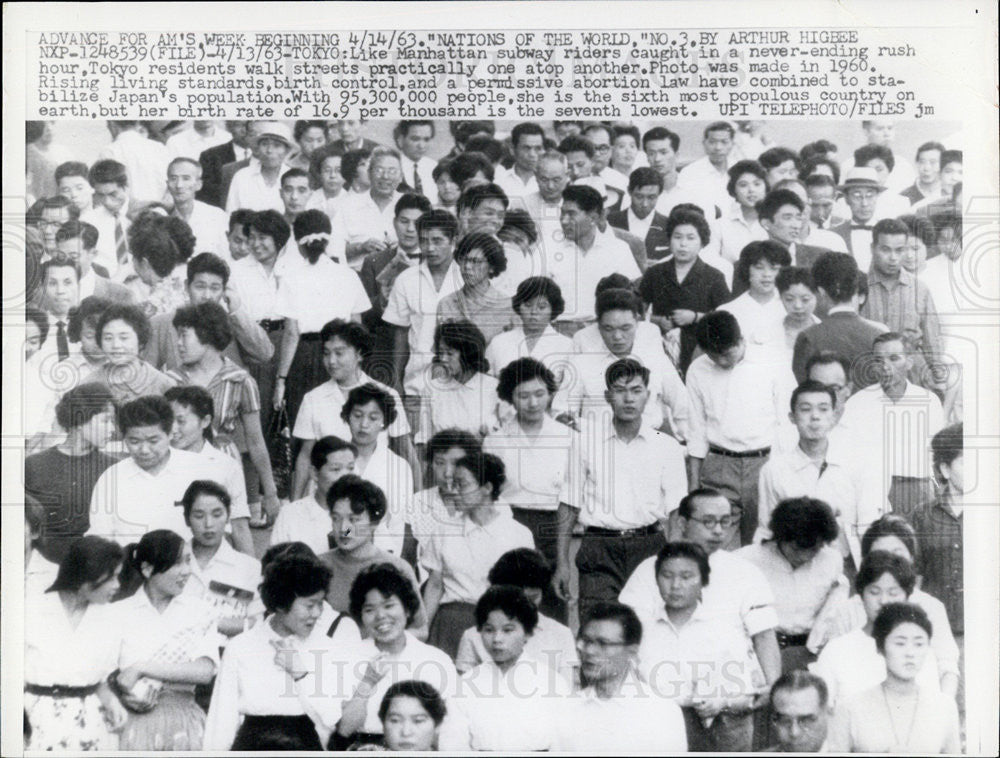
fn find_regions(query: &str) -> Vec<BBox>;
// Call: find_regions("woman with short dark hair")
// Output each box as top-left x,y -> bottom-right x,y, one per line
378,680 -> 448,751
437,231 -> 516,344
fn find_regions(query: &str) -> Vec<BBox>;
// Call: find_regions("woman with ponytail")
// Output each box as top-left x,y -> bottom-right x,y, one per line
110,529 -> 221,751
273,208 -> 372,427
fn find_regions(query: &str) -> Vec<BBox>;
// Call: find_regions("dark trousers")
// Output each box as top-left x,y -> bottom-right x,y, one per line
682,706 -> 754,752
700,450 -> 769,547
511,507 -> 568,624
575,528 -> 666,623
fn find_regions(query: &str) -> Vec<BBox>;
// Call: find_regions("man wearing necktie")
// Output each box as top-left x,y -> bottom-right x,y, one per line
37,258 -> 81,362
88,159 -> 133,275
829,167 -> 886,272
394,120 -> 438,204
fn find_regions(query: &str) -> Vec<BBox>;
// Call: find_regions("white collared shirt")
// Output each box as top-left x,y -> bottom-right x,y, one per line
678,155 -> 733,214
626,207 -> 655,242
655,179 -> 716,219
111,589 -> 222,672
718,291 -> 788,362
572,319 -> 663,357
803,226 -> 849,253
575,423 -> 688,529
495,165 -> 539,199
229,253 -> 287,322
269,496 -> 333,556
174,200 -> 231,261
25,551 -> 60,599
183,538 -> 261,626
275,255 -> 370,333
25,591 -> 121,686
196,443 -> 251,521
166,124 -> 232,160
330,191 -> 402,268
420,510 -> 534,604
420,370 -> 510,444
548,227 -> 640,321
455,613 -> 579,679
292,375 -> 409,441
399,154 -> 438,204
355,441 -> 414,557
709,207 -> 768,264
99,129 -> 169,204
225,160 -> 288,213
484,325 -> 575,382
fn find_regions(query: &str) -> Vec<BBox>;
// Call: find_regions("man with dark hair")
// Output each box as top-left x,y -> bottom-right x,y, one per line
496,122 -> 545,199
56,160 -> 95,214
678,121 -> 736,213
196,120 -> 253,207
758,147 -> 801,186
456,182 -> 509,237
555,358 -> 687,621
88,158 -> 132,274
167,156 -> 231,260
792,252 -> 888,386
607,167 -> 671,261
54,221 -> 133,303
758,188 -> 833,270
766,671 -> 830,752
853,144 -> 910,220
332,146 -> 404,269
278,167 -> 313,226
35,258 -> 80,362
804,173 -> 839,230
35,196 -> 80,259
638,127 -> 712,219
394,120 -> 437,204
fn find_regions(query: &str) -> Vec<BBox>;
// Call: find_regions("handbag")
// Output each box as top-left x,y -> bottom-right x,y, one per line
267,403 -> 293,499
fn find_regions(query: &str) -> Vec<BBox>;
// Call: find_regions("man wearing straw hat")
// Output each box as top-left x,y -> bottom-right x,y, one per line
226,122 -> 294,214
828,167 -> 886,271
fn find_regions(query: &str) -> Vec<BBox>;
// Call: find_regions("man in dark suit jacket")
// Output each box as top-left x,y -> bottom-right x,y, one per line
197,120 -> 254,208
827,167 -> 886,266
759,187 -> 832,267
606,167 -> 672,262
792,251 -> 887,388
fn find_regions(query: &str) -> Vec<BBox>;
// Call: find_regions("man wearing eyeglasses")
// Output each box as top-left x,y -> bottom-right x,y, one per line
766,671 -> 830,752
331,146 -> 404,270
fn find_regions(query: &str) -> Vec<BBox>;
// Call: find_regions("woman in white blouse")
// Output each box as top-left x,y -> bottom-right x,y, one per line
421,320 -> 510,443
204,552 -> 337,750
110,529 -> 220,751
24,536 -> 127,751
273,209 -> 371,426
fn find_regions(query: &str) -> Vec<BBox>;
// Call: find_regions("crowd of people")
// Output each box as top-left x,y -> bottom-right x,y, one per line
21,116 -> 966,752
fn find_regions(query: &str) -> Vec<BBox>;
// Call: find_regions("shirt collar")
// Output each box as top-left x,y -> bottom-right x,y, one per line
868,267 -> 911,286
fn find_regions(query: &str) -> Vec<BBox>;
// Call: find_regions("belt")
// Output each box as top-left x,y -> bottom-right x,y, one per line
709,445 -> 771,459
585,522 -> 661,538
25,682 -> 100,698
259,318 -> 285,332
299,332 -> 323,342
775,631 -> 810,648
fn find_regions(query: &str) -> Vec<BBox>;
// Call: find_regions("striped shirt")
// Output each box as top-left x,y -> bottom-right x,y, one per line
167,358 -> 261,452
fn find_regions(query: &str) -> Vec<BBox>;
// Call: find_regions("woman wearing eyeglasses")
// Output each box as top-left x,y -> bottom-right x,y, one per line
436,232 -> 516,346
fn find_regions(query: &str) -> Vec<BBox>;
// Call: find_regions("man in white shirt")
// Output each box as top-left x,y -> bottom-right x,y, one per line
550,184 -> 639,331
766,671 -> 832,752
87,159 -> 133,277
678,121 -> 736,215
643,126 -> 716,219
839,119 -> 918,193
555,602 -> 688,753
331,146 -> 404,269
770,180 -> 848,257
828,167 -> 886,271
854,144 -> 912,220
606,167 -> 672,262
167,121 -> 232,161
686,311 -> 787,547
167,157 -> 231,261
98,120 -> 170,204
34,258 -> 80,363
495,122 -> 545,200
53,221 -> 133,303
279,168 -> 313,228
554,358 -> 687,620
522,150 -> 568,257
55,161 -> 95,216
226,122 -> 294,213
582,123 -> 626,208
394,120 -> 438,205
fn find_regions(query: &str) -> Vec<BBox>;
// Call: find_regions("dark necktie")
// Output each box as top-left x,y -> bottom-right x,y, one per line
413,164 -> 423,196
56,320 -> 69,361
851,224 -> 872,231
114,216 -> 128,265
818,460 -> 829,478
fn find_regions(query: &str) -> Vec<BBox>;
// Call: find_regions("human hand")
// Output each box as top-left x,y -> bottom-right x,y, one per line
223,286 -> 242,313
670,309 -> 697,327
101,694 -> 129,732
270,638 -> 307,678
272,380 -> 286,411
362,238 -> 389,257
262,493 -> 281,521
553,562 -> 574,602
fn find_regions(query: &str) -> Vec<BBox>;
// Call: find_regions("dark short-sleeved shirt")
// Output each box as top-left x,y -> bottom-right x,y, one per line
909,496 -> 963,634
25,447 -> 121,562
639,257 -> 730,374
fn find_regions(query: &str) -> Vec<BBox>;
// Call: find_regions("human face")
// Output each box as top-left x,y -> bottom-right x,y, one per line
577,619 -> 633,685
554,122 -> 582,140
431,446 -> 468,496
370,155 -> 402,198
778,541 -> 822,569
39,207 -> 71,252
605,374 -> 649,422
938,452 -> 964,494
706,340 -> 745,370
733,172 -> 766,208
863,159 -> 891,187
348,399 -> 387,447
25,321 -> 44,361
44,264 -> 80,317
281,177 -> 312,216
452,465 -> 491,512
882,622 -> 930,681
669,223 -> 703,264
766,160 -> 799,185
80,565 -> 122,605
936,226 -> 961,261
790,391 -> 836,443
564,151 -> 592,182
353,158 -> 372,191
940,161 -> 962,194
167,161 -> 201,204
394,208 -> 422,252
297,126 -> 326,159
861,571 -> 909,623
516,294 -> 553,334
147,544 -> 193,598
806,185 -> 837,226
361,588 -> 409,646
79,404 -> 117,449
902,235 -> 928,274
313,449 -> 356,497
512,377 -> 551,425
124,423 -> 172,471
458,246 -> 492,288
748,259 -> 780,296
257,136 -> 291,171
465,199 -> 506,236
330,496 -> 376,552
772,687 -> 828,753
397,124 -> 433,161
93,181 -> 127,214
644,138 -> 676,177
762,203 -> 802,245
56,236 -> 96,273
872,233 -> 907,277
276,591 -> 325,639
58,175 -> 94,212
226,120 -> 251,147
536,158 -> 569,204
869,535 -> 913,562
629,184 -> 661,220
338,120 -> 363,144
585,129 -> 612,173
514,133 -> 545,173
865,120 -> 894,146
844,187 -> 878,224
100,318 -> 140,365
169,401 -> 209,451
319,156 -> 345,195
322,336 -> 362,383
703,128 -> 734,165
187,494 -> 229,549
435,343 -> 465,380
419,228 -> 454,269
807,361 -> 851,410
78,318 -> 103,361
227,224 -> 251,261
248,228 -> 279,265
598,309 -> 637,357
682,493 -> 739,554
382,696 -> 438,752
175,325 -> 210,366
560,200 -> 597,243
186,272 -> 225,305
873,338 -> 910,390
780,282 -> 817,323
656,556 -> 704,611
611,134 -> 639,172
480,609 -> 530,667
436,172 -> 461,206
